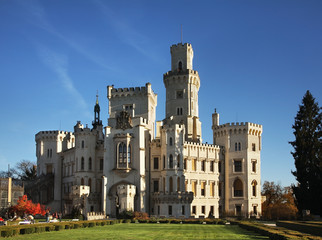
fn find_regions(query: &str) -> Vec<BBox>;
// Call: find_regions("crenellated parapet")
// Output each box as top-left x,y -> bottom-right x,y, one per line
35,130 -> 74,141
107,82 -> 156,99
152,191 -> 193,204
163,70 -> 200,89
213,122 -> 262,137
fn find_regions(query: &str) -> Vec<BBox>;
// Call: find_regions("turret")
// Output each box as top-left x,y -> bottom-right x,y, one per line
92,93 -> 102,129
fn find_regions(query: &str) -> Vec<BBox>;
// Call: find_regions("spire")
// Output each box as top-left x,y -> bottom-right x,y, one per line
92,92 -> 102,129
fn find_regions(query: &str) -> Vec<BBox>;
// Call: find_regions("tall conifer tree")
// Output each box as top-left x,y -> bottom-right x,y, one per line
290,90 -> 322,216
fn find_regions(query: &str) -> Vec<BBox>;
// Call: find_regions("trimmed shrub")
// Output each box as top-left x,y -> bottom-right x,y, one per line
54,224 -> 64,231
124,219 -> 131,223
88,222 -> 95,227
82,222 -> 89,228
20,226 -> 35,235
45,225 -> 55,231
1,228 -> 14,237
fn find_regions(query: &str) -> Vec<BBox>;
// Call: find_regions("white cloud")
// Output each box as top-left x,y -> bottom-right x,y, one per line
20,0 -> 117,72
37,45 -> 88,111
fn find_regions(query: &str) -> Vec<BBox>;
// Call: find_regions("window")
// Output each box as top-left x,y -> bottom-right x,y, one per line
253,205 -> 257,215
118,142 -> 131,167
233,178 -> 243,197
238,142 -> 241,151
185,180 -> 188,191
219,182 -> 222,197
81,178 -> 84,185
100,159 -> 104,171
168,205 -> 172,216
235,205 -> 242,216
201,160 -> 205,171
252,143 -> 256,151
192,181 -> 197,196
235,142 -> 238,151
177,177 -> 180,191
210,206 -> 214,216
163,178 -> 165,192
127,145 -> 131,163
184,159 -> 187,170
153,180 -> 159,192
218,161 -> 222,173
177,155 -> 180,168
169,137 -> 173,146
46,164 -> 53,174
192,206 -> 196,215
176,90 -> 183,98
50,149 -> 52,158
234,160 -> 242,172
252,160 -> 257,173
163,155 -> 166,169
192,159 -> 197,171
153,157 -> 159,170
82,140 -> 84,148
81,157 -> 84,170
169,177 -> 173,193
202,206 -> 205,214
169,155 -> 173,169
88,157 -> 92,170
201,181 -> 206,196
182,205 -> 185,215
252,180 -> 257,197
210,182 -> 214,197
178,61 -> 182,71
210,161 -> 214,172
47,149 -> 49,157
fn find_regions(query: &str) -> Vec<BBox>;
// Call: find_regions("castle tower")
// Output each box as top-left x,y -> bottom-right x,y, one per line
163,43 -> 202,142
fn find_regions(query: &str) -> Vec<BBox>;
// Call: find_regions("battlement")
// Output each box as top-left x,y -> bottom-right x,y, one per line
213,122 -> 262,130
184,141 -> 220,149
170,43 -> 192,52
107,82 -> 156,99
35,130 -> 73,140
163,69 -> 199,78
213,122 -> 263,137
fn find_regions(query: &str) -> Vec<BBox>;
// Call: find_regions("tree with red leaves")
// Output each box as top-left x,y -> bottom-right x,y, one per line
9,195 -> 47,217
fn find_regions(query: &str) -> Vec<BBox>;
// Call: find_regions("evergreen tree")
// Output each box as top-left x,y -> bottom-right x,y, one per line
290,90 -> 322,216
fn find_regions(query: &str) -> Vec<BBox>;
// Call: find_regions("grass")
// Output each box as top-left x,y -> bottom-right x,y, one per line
7,223 -> 269,240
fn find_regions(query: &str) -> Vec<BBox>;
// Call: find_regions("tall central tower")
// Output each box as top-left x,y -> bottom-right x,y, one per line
163,43 -> 202,142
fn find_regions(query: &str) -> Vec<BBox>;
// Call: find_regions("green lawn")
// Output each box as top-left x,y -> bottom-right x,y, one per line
7,223 -> 269,240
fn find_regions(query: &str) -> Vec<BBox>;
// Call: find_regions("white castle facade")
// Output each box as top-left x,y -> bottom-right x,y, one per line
34,43 -> 262,219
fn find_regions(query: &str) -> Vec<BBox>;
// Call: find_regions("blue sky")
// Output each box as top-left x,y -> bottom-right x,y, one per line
0,0 -> 321,187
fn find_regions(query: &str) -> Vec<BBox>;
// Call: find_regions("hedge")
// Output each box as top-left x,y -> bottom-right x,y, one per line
277,221 -> 322,237
233,220 -> 322,240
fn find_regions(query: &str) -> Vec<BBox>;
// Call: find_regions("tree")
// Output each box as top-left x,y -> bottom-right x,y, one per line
0,160 -> 37,181
9,195 -> 47,217
290,90 -> 322,216
261,181 -> 298,220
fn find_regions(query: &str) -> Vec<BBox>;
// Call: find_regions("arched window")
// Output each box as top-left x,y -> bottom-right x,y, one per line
118,142 -> 126,163
50,149 -> 52,158
81,157 -> 84,170
169,177 -> 173,193
88,157 -> 92,170
178,61 -> 182,71
233,178 -> 243,197
82,140 -> 84,148
128,145 -> 131,163
235,143 -> 238,151
177,154 -> 181,168
169,154 -> 173,169
238,142 -> 241,151
177,177 -> 180,191
252,180 -> 257,197
81,178 -> 84,185
169,137 -> 173,146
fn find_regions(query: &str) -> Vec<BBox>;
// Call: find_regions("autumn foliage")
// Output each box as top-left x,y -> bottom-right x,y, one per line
10,195 -> 47,216
262,181 -> 298,220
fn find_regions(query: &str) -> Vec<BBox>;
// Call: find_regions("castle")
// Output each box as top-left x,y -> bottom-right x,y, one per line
33,43 -> 262,219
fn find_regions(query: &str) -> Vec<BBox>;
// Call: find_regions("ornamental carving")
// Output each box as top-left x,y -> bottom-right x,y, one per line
116,110 -> 133,130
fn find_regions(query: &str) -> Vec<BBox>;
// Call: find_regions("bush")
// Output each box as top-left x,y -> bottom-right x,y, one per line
118,210 -> 134,219
54,224 -> 64,231
20,226 -> 35,235
124,219 -> 131,223
88,222 -> 95,227
1,229 -> 14,237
